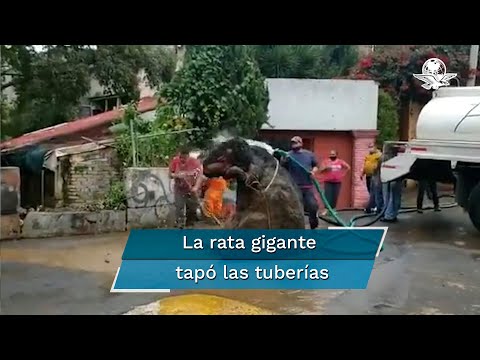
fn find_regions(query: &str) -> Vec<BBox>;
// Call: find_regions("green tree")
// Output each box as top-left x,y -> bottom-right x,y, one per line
319,45 -> 359,77
93,45 -> 175,99
377,89 -> 399,145
1,45 -> 176,138
250,45 -> 358,79
3,45 -> 93,136
160,45 -> 269,146
350,45 -> 478,103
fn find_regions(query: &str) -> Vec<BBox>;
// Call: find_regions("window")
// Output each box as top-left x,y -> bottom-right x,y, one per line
78,105 -> 93,118
89,95 -> 123,114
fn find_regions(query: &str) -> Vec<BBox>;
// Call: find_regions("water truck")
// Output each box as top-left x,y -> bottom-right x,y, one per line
381,86 -> 480,231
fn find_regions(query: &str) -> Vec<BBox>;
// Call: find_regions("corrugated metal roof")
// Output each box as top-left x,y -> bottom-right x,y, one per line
0,97 -> 158,152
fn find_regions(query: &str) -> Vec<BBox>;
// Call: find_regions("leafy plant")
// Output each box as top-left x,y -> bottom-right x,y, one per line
160,45 -> 270,147
99,179 -> 127,210
376,90 -> 399,145
113,102 -> 190,168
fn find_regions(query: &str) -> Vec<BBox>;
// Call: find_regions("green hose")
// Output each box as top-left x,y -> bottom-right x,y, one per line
273,148 -> 384,252
274,149 -> 349,226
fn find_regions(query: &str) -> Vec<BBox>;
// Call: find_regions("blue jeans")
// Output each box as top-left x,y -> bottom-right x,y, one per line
367,178 -> 384,211
298,187 -> 319,229
382,180 -> 402,220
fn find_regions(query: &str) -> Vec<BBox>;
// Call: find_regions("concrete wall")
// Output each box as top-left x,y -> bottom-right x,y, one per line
137,69 -> 157,99
0,214 -> 20,240
264,79 -> 379,131
87,71 -> 157,100
1,75 -> 17,103
21,210 -> 126,238
124,167 -> 176,229
4,167 -> 176,239
58,147 -> 120,209
1,167 -> 20,215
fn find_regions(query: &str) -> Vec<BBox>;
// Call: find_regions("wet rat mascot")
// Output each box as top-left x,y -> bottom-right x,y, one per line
202,137 -> 305,229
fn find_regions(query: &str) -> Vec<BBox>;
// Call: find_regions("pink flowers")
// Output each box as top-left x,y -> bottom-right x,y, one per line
359,57 -> 373,69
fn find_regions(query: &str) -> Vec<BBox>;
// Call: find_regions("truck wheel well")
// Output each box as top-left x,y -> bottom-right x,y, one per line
455,166 -> 480,209
408,159 -> 456,183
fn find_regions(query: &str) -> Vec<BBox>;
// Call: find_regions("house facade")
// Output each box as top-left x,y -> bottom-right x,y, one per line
0,97 -> 158,210
258,78 -> 379,209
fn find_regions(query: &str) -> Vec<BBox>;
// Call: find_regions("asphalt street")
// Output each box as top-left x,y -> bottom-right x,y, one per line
1,204 -> 479,315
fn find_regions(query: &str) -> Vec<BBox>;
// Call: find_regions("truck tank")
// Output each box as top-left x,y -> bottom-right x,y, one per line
416,87 -> 480,143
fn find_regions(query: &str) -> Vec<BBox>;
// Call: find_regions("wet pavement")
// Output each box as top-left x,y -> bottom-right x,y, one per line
1,200 -> 479,315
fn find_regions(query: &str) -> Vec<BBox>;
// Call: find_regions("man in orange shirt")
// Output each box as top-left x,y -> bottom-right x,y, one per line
193,172 -> 228,221
169,147 -> 202,228
202,177 -> 228,220
191,152 -> 229,224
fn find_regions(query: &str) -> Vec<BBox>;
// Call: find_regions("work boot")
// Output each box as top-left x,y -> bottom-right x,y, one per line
434,207 -> 441,212
417,208 -> 423,214
381,217 -> 398,223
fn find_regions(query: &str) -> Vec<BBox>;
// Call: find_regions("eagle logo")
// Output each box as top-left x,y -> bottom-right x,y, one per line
413,58 -> 457,90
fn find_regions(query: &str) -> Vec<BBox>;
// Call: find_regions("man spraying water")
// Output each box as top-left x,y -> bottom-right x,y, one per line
280,136 -> 320,229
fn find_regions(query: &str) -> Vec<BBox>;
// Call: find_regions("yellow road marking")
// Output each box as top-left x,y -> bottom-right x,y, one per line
157,294 -> 275,315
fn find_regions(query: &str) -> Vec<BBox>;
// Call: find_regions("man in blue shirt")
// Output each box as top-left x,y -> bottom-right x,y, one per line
281,136 -> 320,229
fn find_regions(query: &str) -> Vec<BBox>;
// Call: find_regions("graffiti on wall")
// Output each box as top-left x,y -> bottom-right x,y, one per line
125,168 -> 174,209
1,167 -> 20,215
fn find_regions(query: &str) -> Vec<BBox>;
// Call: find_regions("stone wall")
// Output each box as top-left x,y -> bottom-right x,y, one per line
59,147 -> 120,208
124,167 -> 176,229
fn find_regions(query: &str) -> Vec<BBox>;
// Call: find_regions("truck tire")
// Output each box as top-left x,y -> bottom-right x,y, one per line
468,182 -> 480,232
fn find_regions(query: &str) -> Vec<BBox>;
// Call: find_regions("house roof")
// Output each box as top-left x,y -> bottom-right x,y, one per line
0,96 -> 158,153
263,78 -> 379,131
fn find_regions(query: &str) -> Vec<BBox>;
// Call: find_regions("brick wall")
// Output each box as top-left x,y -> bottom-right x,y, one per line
352,131 -> 378,208
60,147 -> 120,208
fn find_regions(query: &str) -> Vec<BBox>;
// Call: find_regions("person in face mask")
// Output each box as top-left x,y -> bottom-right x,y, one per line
361,144 -> 382,194
320,150 -> 351,215
281,136 -> 320,229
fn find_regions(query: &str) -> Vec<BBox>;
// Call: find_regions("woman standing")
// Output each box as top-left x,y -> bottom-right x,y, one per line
320,150 -> 351,215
